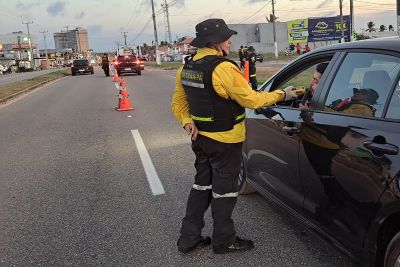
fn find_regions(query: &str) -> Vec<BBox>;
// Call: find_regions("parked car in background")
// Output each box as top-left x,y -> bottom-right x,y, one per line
255,53 -> 263,62
71,59 -> 94,76
240,37 -> 400,267
114,54 -> 141,76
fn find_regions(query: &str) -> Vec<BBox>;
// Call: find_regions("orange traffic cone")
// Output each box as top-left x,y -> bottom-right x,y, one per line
119,88 -> 129,97
112,69 -> 119,82
244,60 -> 249,82
119,77 -> 126,87
116,94 -> 134,111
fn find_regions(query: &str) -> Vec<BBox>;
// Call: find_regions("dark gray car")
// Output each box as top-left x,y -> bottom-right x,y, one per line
240,37 -> 400,267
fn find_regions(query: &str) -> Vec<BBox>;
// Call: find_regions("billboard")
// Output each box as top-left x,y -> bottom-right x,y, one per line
308,15 -> 351,42
287,19 -> 309,44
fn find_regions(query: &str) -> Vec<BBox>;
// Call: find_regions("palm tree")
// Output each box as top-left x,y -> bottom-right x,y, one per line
367,21 -> 376,32
379,25 -> 387,32
389,25 -> 394,31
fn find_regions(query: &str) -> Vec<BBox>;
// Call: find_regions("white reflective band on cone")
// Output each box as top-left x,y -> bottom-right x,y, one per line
212,191 -> 239,198
193,184 -> 212,190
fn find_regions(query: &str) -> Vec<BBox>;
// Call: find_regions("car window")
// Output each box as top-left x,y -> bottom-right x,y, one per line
386,78 -> 400,120
118,55 -> 137,61
324,53 -> 400,118
266,59 -> 332,107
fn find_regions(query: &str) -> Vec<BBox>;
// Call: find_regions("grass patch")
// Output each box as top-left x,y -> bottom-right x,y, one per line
0,69 -> 70,101
256,66 -> 281,85
146,61 -> 183,70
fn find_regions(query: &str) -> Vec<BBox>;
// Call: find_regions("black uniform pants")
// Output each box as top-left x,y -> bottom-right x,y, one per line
178,135 -> 243,249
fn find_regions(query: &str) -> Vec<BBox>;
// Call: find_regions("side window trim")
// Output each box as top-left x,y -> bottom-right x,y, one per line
383,67 -> 400,119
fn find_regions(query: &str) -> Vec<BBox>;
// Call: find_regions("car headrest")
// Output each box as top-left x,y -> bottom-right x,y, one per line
362,70 -> 391,94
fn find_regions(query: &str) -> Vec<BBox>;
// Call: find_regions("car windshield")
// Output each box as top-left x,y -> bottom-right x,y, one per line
73,60 -> 88,64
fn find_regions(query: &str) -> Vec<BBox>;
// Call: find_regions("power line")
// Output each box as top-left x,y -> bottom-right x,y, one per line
236,1 -> 271,24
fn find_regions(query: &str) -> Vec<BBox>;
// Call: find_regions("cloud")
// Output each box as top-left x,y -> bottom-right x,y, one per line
16,0 -> 40,10
172,0 -> 185,9
317,0 -> 334,8
47,1 -> 65,17
75,11 -> 85,19
87,25 -> 103,35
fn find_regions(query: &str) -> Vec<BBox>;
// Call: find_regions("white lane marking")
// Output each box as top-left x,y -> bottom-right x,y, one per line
131,129 -> 165,195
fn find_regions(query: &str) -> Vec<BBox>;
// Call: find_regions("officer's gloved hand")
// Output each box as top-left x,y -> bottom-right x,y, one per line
282,86 -> 298,101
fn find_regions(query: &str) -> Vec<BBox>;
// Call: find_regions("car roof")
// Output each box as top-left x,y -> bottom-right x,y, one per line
311,37 -> 400,54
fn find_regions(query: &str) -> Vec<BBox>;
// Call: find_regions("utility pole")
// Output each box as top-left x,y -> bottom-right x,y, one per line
116,42 -> 121,55
39,30 -> 49,69
339,0 -> 345,43
122,32 -> 128,47
162,0 -> 172,45
151,0 -> 161,65
397,0 -> 400,36
271,0 -> 278,60
22,21 -> 35,69
350,0 -> 354,41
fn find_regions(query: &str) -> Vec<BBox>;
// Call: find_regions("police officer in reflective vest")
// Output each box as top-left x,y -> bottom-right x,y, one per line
171,18 -> 297,254
246,46 -> 257,90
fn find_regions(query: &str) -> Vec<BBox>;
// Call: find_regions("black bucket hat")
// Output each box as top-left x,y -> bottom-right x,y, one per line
190,18 -> 237,48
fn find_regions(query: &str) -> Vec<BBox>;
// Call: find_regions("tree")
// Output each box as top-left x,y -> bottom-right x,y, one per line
379,25 -> 387,32
389,25 -> 394,31
355,32 -> 370,40
367,21 -> 376,32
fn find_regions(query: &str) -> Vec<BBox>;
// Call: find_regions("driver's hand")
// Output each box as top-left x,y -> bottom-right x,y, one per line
184,123 -> 198,141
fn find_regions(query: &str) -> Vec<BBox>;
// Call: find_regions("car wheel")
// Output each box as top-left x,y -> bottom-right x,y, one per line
238,157 -> 255,195
137,70 -> 142,76
91,70 -> 94,74
260,59 -> 263,63
117,71 -> 121,76
71,72 -> 76,76
384,231 -> 400,267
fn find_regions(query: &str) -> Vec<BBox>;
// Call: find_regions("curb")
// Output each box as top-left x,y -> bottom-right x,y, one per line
0,75 -> 67,104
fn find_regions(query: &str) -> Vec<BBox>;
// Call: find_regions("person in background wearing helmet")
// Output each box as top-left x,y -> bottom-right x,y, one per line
246,46 -> 258,90
171,18 -> 298,255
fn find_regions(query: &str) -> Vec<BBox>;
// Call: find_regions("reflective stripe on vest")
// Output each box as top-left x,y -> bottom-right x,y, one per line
193,184 -> 212,190
212,191 -> 239,198
182,80 -> 205,88
191,112 -> 246,123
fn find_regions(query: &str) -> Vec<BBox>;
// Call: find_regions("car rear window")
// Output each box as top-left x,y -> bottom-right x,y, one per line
118,55 -> 137,61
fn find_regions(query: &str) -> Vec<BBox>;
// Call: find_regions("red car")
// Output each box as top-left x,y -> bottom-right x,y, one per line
114,55 -> 141,76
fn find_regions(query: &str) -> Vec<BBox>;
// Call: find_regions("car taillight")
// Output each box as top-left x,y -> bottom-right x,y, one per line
71,64 -> 74,67
136,60 -> 140,64
114,61 -> 119,65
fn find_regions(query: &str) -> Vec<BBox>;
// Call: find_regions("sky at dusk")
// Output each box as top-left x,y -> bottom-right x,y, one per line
0,0 -> 397,52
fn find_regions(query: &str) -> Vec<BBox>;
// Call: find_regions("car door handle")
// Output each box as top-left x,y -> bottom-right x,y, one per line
282,126 -> 299,135
363,141 -> 399,155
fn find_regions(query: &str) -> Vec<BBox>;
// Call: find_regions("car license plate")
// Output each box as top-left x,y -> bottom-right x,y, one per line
79,69 -> 84,71
125,67 -> 131,71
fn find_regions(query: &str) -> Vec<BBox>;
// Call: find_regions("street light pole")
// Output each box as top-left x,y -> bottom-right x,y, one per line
39,30 -> 49,69
22,21 -> 35,69
151,0 -> 161,65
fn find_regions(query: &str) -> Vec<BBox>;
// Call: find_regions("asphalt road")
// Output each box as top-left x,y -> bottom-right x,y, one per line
0,68 -> 64,86
0,66 -> 356,266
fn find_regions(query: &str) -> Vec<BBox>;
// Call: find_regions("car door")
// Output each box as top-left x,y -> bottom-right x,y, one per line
299,51 -> 400,254
245,52 -> 337,213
